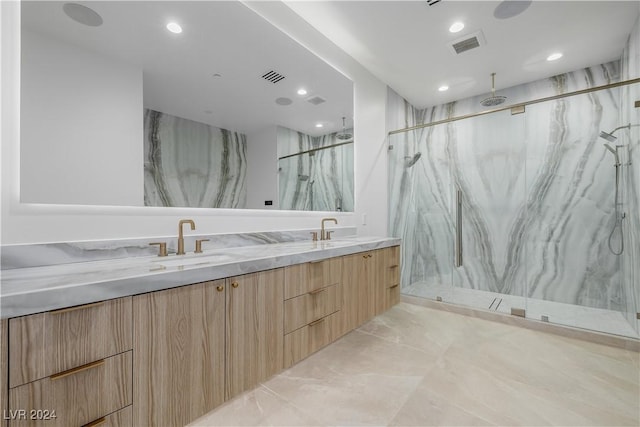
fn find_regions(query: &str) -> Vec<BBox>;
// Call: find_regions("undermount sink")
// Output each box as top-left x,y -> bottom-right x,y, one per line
154,253 -> 231,268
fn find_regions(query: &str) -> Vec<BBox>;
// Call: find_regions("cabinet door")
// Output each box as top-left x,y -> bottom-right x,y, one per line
133,280 -> 225,427
226,269 -> 283,399
341,253 -> 376,331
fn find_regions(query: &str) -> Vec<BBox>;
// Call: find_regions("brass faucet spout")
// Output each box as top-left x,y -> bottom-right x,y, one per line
320,217 -> 338,241
177,219 -> 196,255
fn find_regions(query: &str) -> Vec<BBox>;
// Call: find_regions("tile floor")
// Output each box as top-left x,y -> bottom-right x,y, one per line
189,302 -> 640,426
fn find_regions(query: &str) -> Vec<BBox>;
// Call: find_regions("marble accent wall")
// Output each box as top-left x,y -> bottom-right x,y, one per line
144,109 -> 247,208
388,62 -> 637,312
621,14 -> 640,330
277,126 -> 354,212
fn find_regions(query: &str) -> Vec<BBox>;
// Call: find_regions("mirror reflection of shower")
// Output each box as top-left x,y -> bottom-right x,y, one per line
598,123 -> 638,255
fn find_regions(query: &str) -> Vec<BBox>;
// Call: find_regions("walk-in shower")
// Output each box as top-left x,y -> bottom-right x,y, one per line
388,74 -> 639,339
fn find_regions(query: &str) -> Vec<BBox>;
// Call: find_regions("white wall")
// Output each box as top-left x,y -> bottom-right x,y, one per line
21,30 -> 143,206
1,1 -> 387,245
246,126 -> 279,210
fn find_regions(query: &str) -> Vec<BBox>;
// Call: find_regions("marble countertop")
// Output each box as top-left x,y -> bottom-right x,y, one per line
0,236 -> 400,319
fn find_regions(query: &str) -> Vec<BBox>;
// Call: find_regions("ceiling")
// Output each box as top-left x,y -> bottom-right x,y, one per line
21,1 -> 353,137
284,0 -> 640,109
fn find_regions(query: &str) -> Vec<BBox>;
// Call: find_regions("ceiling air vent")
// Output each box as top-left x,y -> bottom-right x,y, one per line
261,70 -> 285,84
448,30 -> 486,55
306,95 -> 326,106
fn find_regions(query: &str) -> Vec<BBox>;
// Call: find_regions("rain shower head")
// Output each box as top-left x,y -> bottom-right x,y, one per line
599,131 -> 617,142
336,116 -> 353,141
405,152 -> 422,168
480,72 -> 506,107
599,123 -> 638,142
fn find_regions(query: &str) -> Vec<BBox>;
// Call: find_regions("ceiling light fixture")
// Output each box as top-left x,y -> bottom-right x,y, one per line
166,22 -> 182,34
438,85 -> 449,92
546,52 -> 563,61
315,123 -> 323,128
449,22 -> 464,33
297,88 -> 307,95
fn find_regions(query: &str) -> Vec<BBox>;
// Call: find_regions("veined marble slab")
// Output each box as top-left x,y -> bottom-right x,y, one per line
0,227 -> 357,270
144,109 -> 247,208
0,236 -> 400,319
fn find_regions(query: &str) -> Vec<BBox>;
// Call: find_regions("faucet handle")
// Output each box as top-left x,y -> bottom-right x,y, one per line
195,239 -> 210,254
325,231 -> 334,240
310,232 -> 318,242
149,242 -> 168,257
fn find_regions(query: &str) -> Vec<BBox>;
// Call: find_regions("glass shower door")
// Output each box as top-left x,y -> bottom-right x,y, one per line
449,109 -> 528,315
388,125 -> 455,302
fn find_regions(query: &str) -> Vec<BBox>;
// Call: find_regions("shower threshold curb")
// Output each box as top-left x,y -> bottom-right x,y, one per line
402,295 -> 640,352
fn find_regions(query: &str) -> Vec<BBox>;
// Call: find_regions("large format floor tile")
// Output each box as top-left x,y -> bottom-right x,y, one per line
190,302 -> 640,426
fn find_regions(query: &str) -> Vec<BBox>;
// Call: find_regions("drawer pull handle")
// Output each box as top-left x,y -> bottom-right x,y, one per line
308,318 -> 326,327
50,301 -> 105,315
232,282 -> 239,288
308,288 -> 326,296
50,359 -> 105,381
216,285 -> 224,292
82,417 -> 106,427
389,284 -> 399,289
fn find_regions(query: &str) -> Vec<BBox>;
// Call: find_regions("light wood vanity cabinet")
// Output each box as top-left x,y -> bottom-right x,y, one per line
133,268 -> 283,426
225,269 -> 284,398
6,298 -> 133,427
8,298 -> 132,388
2,244 -> 400,427
133,280 -> 226,427
283,259 -> 344,367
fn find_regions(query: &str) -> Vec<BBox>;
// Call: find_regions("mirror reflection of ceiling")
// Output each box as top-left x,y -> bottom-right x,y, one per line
21,1 -> 354,136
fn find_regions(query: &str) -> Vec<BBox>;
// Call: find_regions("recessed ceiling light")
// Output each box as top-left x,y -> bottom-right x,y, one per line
166,22 -> 182,34
297,88 -> 307,95
315,123 -> 323,128
547,52 -> 563,61
438,85 -> 449,92
449,22 -> 464,33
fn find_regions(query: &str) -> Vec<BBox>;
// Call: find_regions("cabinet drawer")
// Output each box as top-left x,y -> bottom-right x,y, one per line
8,351 -> 132,427
284,257 -> 342,299
87,405 -> 132,427
9,297 -> 132,388
284,283 -> 341,334
284,311 -> 342,368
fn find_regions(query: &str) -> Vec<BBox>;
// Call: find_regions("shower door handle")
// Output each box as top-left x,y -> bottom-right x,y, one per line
455,189 -> 463,267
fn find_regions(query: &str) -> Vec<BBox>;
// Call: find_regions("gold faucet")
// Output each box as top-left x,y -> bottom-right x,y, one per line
320,217 -> 338,240
177,219 -> 195,255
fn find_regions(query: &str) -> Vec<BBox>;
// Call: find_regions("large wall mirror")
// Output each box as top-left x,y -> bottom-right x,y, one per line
20,1 -> 354,211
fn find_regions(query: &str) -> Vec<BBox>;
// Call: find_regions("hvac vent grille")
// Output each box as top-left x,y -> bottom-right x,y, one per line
448,30 -> 486,55
306,96 -> 326,106
452,37 -> 480,54
262,70 -> 286,84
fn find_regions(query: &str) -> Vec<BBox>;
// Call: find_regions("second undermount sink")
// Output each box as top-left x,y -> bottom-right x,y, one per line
154,253 -> 232,268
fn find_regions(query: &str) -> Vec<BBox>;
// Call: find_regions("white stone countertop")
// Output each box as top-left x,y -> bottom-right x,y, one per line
0,236 -> 400,319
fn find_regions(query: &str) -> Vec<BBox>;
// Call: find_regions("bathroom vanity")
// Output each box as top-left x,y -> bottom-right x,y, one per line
0,237 -> 400,427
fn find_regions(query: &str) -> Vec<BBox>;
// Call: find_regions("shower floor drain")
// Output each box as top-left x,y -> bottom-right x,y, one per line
488,298 -> 503,311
